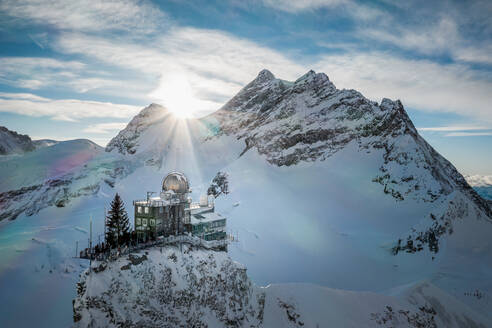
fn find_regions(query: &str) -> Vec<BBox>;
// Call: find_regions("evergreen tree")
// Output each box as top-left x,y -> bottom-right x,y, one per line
207,171 -> 229,198
105,193 -> 130,248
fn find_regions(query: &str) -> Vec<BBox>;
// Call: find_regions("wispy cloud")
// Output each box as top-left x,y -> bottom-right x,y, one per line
260,0 -> 348,12
465,174 -> 492,187
361,16 -> 492,65
0,57 -> 85,90
314,52 -> 492,124
0,0 -> 166,34
444,132 -> 492,137
418,125 -> 492,137
1,0 -> 491,128
361,17 -> 459,56
0,92 -> 140,121
0,92 -> 47,101
82,122 -> 128,134
418,126 -> 490,132
263,0 -> 492,67
54,28 -> 306,115
0,56 -> 151,99
28,32 -> 48,49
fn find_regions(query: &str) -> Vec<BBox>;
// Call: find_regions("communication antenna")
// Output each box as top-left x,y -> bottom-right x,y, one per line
147,191 -> 156,201
89,214 -> 93,271
103,206 -> 106,245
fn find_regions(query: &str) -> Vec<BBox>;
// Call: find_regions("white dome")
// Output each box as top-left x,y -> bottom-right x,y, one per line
162,172 -> 189,194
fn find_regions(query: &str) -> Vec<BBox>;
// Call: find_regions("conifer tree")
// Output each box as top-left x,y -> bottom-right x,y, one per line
105,193 -> 130,248
207,171 -> 229,198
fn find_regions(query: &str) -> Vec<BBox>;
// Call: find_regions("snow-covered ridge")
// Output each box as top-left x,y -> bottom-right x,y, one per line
208,69 -> 480,207
33,139 -> 59,149
0,139 -> 113,221
73,245 -> 491,327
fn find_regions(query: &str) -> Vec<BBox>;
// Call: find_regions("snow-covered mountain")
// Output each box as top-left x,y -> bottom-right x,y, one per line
73,245 -> 490,327
0,125 -> 36,155
0,139 -> 108,221
1,69 -> 492,327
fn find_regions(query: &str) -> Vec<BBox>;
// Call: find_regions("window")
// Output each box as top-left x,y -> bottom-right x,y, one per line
150,219 -> 155,226
144,207 -> 149,214
159,207 -> 163,214
157,219 -> 162,225
137,206 -> 142,213
143,219 -> 147,226
136,218 -> 141,225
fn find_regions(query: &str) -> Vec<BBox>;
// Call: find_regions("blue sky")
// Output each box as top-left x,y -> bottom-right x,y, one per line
0,0 -> 491,174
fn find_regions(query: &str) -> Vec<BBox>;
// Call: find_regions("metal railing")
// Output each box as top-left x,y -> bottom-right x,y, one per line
79,235 -> 228,261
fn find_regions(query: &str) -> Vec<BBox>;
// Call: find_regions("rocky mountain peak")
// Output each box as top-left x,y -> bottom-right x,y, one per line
134,103 -> 168,120
105,103 -> 170,155
254,68 -> 275,83
380,98 -> 401,111
294,69 -> 329,84
0,126 -> 35,155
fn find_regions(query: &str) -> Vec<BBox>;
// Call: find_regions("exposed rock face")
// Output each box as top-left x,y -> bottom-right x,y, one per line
73,246 -> 264,328
73,246 -> 491,328
0,139 -> 117,221
0,126 -> 35,155
0,175 -> 100,221
106,103 -> 170,155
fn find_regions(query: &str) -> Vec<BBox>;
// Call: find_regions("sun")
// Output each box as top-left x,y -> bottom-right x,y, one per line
149,74 -> 202,119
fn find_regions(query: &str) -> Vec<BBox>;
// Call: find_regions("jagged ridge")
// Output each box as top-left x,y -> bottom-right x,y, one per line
204,69 -> 491,254
0,126 -> 35,155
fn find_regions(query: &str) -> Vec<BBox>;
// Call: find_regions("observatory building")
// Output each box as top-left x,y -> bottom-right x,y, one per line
133,172 -> 226,242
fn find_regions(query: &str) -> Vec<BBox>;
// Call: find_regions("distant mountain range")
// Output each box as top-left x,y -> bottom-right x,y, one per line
1,69 -> 492,326
0,126 -> 58,155
465,174 -> 492,206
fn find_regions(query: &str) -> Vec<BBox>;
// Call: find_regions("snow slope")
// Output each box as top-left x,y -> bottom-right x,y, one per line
33,139 -> 59,149
73,245 -> 491,328
0,139 -> 111,221
1,69 -> 492,326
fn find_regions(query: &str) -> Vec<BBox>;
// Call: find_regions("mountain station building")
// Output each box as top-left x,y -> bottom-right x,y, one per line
133,172 -> 227,242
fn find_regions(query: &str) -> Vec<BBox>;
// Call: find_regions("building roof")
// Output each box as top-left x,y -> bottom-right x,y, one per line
134,197 -> 179,207
191,211 -> 225,225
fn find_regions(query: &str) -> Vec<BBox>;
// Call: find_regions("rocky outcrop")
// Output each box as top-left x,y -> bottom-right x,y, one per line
0,126 -> 35,155
105,103 -> 170,155
73,247 -> 491,328
73,246 -> 265,327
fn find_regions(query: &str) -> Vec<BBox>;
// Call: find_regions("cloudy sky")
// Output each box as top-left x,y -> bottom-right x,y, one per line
0,0 -> 491,174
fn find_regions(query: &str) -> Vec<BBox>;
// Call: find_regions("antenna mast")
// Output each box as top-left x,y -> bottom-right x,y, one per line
103,206 -> 106,245
89,214 -> 93,271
